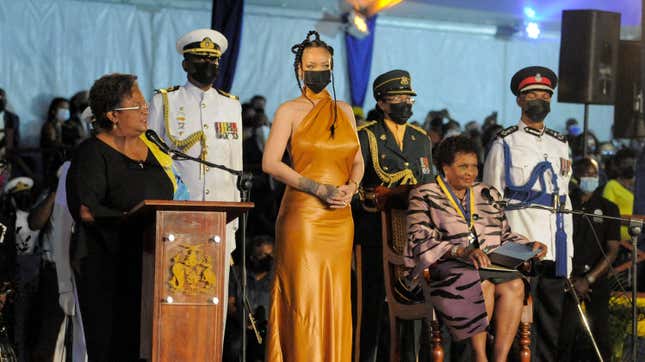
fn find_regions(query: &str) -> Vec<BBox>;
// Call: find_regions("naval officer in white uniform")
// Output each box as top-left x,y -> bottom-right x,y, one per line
147,28 -> 243,339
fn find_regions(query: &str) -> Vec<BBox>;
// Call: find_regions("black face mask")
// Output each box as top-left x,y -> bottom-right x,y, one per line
303,70 -> 331,94
0,99 -> 5,112
387,103 -> 413,125
11,192 -> 32,211
524,99 -> 550,122
248,255 -> 273,273
187,60 -> 219,85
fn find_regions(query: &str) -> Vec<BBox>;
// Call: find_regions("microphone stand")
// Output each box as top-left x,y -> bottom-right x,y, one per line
504,201 -> 643,362
169,147 -> 255,361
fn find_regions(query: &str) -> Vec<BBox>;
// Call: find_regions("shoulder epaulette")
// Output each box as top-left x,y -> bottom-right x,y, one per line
544,128 -> 567,143
408,123 -> 428,136
357,120 -> 377,131
216,88 -> 239,100
154,85 -> 180,94
498,125 -> 518,138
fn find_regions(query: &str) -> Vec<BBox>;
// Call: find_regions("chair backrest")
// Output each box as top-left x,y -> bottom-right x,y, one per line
379,186 -> 432,317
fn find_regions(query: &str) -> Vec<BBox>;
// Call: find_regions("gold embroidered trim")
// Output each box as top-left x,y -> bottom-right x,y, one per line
364,127 -> 417,187
160,88 -> 208,175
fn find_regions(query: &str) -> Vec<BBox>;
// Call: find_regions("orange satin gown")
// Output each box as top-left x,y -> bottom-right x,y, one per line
266,89 -> 359,362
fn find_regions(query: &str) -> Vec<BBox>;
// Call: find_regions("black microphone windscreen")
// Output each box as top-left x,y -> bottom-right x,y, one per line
145,129 -> 170,153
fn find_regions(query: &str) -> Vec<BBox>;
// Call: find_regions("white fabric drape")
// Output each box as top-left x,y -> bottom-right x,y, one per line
0,0 -> 613,146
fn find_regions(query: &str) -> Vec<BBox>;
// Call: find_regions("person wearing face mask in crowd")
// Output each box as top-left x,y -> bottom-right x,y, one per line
558,157 -> 619,361
3,177 -> 40,362
41,97 -> 70,186
148,30 -> 242,338
602,148 -> 636,242
62,90 -> 90,147
483,66 -> 573,362
353,69 -> 433,362
263,30 -> 364,361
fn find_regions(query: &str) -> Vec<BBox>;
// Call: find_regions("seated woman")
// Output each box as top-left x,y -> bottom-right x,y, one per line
404,135 -> 547,362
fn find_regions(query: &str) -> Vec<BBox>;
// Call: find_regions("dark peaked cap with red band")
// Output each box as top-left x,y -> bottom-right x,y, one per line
510,66 -> 558,96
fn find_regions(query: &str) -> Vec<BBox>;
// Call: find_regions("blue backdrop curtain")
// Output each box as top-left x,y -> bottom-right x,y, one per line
345,15 -> 377,111
212,0 -> 244,92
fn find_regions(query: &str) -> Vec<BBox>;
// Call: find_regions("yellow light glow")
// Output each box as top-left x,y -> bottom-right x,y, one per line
353,13 -> 369,33
351,0 -> 405,17
368,0 -> 405,16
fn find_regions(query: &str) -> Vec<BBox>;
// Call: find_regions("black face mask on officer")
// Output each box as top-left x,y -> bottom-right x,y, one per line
303,70 -> 331,94
185,57 -> 219,85
523,99 -> 550,122
386,102 -> 413,125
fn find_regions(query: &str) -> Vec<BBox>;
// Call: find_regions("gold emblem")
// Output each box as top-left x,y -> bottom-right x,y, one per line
411,135 -> 416,141
200,37 -> 216,50
168,244 -> 216,295
535,73 -> 542,82
400,76 -> 410,85
380,134 -> 387,141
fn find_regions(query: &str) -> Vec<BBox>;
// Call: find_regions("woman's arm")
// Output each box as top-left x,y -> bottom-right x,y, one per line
66,143 -> 124,223
405,187 -> 453,277
262,102 -> 344,207
334,102 -> 364,202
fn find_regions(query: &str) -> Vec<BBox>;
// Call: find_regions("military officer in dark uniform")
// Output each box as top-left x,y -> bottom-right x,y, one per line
353,70 -> 433,361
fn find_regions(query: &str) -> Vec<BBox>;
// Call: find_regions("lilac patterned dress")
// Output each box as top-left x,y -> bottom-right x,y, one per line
404,182 -> 530,340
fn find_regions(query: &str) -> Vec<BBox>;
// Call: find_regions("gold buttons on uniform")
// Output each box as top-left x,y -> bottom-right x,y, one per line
379,134 -> 386,141
383,166 -> 389,171
203,124 -> 209,129
205,189 -> 210,195
404,162 -> 409,167
381,154 -> 386,160
205,167 -> 210,172
201,103 -> 206,108
411,135 -> 416,141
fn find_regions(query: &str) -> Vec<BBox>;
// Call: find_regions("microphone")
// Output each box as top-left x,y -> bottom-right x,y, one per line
145,129 -> 171,154
481,187 -> 507,208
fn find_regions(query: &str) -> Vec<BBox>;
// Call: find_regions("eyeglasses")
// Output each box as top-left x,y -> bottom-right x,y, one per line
384,96 -> 415,104
112,103 -> 149,112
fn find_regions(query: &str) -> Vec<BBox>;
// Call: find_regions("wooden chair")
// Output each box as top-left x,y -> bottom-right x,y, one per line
378,186 -> 443,362
377,186 -> 533,362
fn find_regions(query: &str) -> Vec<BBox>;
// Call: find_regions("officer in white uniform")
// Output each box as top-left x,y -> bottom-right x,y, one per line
147,28 -> 242,339
483,66 -> 572,362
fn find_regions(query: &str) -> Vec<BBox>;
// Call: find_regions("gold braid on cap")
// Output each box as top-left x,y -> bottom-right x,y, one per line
160,88 -> 207,163
183,37 -> 222,57
363,127 -> 417,186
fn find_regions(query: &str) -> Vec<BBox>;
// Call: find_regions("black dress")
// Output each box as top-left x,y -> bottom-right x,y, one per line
66,136 -> 173,362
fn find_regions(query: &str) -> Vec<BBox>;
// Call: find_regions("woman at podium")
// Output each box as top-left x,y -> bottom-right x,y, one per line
262,31 -> 364,361
66,73 -> 185,361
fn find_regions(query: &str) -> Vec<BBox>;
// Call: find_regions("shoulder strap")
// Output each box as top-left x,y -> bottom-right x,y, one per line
357,120 -> 377,131
216,88 -> 239,100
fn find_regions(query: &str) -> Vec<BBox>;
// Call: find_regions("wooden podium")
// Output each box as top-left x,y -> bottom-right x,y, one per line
129,200 -> 253,362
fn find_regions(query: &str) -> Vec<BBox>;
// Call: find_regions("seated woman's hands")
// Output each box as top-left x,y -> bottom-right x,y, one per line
461,247 -> 491,269
530,241 -> 548,260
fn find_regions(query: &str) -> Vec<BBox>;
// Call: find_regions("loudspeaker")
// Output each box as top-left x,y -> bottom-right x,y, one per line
613,40 -> 645,139
558,10 -> 621,105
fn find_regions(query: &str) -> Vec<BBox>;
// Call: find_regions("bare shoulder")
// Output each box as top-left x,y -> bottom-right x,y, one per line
336,100 -> 353,114
335,101 -> 356,125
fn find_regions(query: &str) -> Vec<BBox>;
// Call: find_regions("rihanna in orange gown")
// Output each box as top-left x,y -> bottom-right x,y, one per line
262,31 -> 364,362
